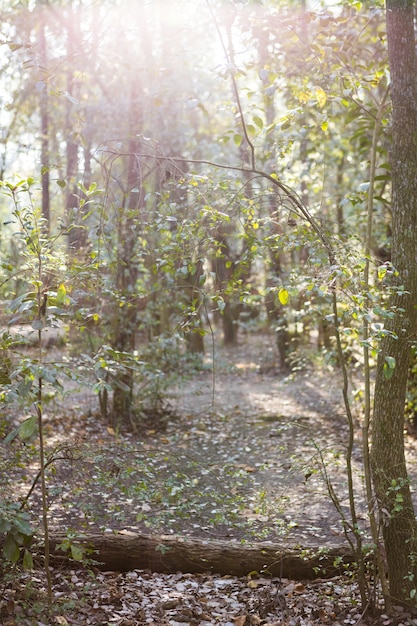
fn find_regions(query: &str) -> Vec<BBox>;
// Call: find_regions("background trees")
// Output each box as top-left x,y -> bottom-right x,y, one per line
1,0 -> 417,611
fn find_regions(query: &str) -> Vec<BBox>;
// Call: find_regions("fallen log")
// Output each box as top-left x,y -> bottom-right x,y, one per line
48,530 -> 355,579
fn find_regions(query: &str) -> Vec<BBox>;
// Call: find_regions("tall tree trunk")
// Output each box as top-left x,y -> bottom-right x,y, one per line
256,25 -> 291,368
111,77 -> 144,424
65,4 -> 83,253
111,1 -> 154,423
38,6 -> 50,230
370,0 -> 417,605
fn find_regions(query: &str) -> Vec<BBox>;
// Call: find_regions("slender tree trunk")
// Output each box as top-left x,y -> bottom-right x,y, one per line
255,25 -> 291,368
111,1 -> 155,423
111,84 -> 142,424
38,9 -> 50,230
370,0 -> 417,605
65,5 -> 83,252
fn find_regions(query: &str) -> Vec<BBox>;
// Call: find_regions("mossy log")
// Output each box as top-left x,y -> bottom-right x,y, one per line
48,531 -> 355,579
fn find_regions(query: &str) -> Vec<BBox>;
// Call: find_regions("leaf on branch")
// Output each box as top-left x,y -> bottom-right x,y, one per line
70,544 -> 84,561
315,87 -> 327,108
56,283 -> 69,305
23,548 -> 33,569
377,265 -> 388,280
278,288 -> 289,306
4,426 -> 20,445
217,297 -> 226,313
18,416 -> 37,440
3,534 -> 20,563
233,134 -> 243,147
253,116 -> 263,129
383,356 -> 396,380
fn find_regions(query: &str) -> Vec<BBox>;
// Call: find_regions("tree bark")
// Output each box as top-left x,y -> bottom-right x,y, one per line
65,4 -> 84,253
38,6 -> 50,230
370,0 -> 417,604
111,79 -> 143,424
47,531 -> 354,579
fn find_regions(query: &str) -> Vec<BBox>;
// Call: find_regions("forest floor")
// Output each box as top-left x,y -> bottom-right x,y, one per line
2,330 -> 417,625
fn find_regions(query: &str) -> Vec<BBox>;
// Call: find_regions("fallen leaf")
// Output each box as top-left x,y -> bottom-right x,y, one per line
294,582 -> 306,594
235,463 -> 257,473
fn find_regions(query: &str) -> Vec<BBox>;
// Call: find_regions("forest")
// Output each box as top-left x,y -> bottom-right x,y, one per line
1,0 -> 417,624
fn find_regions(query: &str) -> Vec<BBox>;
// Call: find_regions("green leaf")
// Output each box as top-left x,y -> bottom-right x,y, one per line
17,378 -> 33,397
253,116 -> 263,129
233,134 -> 242,147
23,549 -> 33,570
278,288 -> 289,306
3,534 -> 20,563
57,179 -> 67,188
4,426 -> 20,445
383,356 -> 396,380
70,544 -> 84,561
377,265 -> 387,280
10,514 -> 32,538
18,416 -> 37,440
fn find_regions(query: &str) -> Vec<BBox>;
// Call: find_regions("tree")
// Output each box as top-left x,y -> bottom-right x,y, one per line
36,2 -> 50,227
370,0 -> 417,605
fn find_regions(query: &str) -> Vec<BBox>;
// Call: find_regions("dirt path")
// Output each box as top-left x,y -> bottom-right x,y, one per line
169,336 -> 363,547
4,331 -> 417,549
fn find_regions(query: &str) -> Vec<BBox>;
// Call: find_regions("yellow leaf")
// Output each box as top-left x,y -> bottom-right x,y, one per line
278,287 -> 289,305
315,87 -> 327,108
56,283 -> 67,304
297,90 -> 310,104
